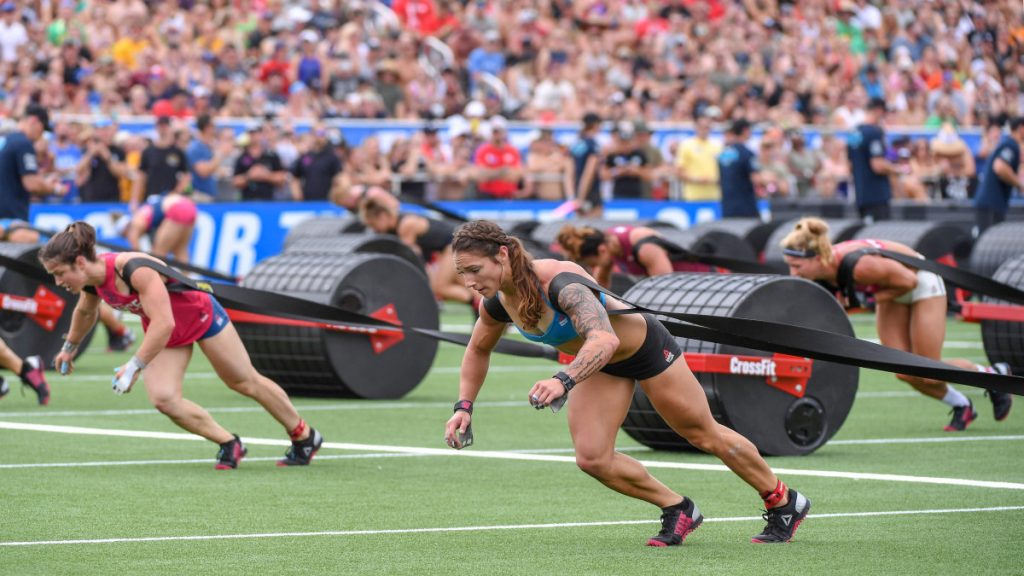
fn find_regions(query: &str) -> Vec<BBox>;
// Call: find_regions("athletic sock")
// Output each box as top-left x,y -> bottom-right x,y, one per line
942,386 -> 971,408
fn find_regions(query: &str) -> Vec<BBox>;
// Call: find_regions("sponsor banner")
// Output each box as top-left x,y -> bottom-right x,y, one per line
28,200 -> 757,277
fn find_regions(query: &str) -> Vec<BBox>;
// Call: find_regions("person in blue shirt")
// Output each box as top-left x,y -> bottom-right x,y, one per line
186,114 -> 233,199
974,116 -> 1024,234
847,98 -> 908,222
0,104 -> 65,220
571,112 -> 604,217
718,119 -> 763,218
466,29 -> 506,93
445,220 -> 811,547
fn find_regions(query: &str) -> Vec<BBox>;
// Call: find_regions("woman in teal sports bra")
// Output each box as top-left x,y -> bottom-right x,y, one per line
445,220 -> 810,547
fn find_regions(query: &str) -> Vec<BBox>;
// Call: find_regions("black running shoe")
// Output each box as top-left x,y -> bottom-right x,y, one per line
0,376 -> 8,399
277,427 -> 323,466
108,328 -> 136,352
20,356 -> 49,406
215,435 -> 247,470
944,401 -> 977,432
987,363 -> 1013,422
751,489 -> 810,544
647,497 -> 703,547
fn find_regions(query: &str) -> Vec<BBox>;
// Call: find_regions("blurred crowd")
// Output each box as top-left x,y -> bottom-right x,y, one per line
2,0 -> 1022,204
1,0 -> 1021,125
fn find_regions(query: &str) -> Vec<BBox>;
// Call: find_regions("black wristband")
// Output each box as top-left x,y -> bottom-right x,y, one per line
454,399 -> 474,414
553,371 -> 576,394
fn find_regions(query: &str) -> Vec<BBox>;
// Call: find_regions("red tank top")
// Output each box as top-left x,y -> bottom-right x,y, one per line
608,225 -> 711,275
95,253 -> 215,347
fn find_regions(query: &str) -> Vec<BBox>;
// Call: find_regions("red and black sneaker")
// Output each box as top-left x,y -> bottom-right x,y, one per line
751,489 -> 811,543
20,356 -> 49,406
277,427 -> 323,466
987,363 -> 1013,422
215,435 -> 247,470
944,401 -> 977,432
647,497 -> 703,547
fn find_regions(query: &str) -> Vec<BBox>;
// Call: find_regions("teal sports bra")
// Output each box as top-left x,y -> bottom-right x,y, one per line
485,289 -> 607,346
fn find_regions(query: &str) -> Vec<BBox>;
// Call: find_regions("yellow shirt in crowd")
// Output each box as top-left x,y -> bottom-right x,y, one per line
111,37 -> 149,70
675,136 -> 722,201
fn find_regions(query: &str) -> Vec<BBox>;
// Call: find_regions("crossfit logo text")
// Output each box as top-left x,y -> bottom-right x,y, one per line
729,357 -> 776,377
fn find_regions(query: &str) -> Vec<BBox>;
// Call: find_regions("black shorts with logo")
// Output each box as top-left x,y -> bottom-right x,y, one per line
601,314 -> 682,381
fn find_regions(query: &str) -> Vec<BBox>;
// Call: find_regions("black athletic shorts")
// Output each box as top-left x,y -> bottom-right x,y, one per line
601,314 -> 682,381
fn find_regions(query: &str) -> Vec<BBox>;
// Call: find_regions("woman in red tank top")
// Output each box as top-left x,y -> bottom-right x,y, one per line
779,217 -> 1012,431
40,222 -> 325,470
556,223 -> 708,288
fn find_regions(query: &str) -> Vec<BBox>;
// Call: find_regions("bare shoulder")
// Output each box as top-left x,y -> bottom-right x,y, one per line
533,259 -> 590,288
631,226 -> 659,242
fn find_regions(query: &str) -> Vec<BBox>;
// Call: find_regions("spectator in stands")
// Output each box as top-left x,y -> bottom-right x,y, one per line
930,125 -> 976,201
290,127 -> 343,201
675,108 -> 722,202
530,61 -> 578,121
785,129 -> 822,198
152,86 -> 193,119
0,2 -> 28,78
345,135 -> 393,193
572,112 -> 604,217
848,98 -> 906,222
186,114 -> 233,202
757,129 -> 793,199
523,127 -> 573,201
398,124 -> 450,200
718,119 -> 763,218
75,119 -> 127,203
467,29 -> 506,93
231,129 -> 286,202
601,121 -> 649,200
974,117 -> 1024,234
133,116 -> 191,206
375,60 -> 407,118
634,120 -> 668,199
472,116 -> 522,200
816,134 -> 850,200
900,138 -> 936,202
51,121 -> 83,197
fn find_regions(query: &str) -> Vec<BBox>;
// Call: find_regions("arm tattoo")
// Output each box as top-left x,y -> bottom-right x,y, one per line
558,283 -> 618,383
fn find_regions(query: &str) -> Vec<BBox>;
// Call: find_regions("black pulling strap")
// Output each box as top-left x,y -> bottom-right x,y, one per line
633,236 -> 778,274
547,272 -> 1024,396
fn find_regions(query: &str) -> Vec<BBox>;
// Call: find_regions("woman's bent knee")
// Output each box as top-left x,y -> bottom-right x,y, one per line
575,453 -> 614,478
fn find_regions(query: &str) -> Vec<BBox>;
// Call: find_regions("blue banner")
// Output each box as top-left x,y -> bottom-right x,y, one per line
28,200 -> 757,277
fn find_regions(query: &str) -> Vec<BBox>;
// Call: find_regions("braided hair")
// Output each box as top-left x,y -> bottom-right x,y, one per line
38,221 -> 98,265
556,224 -> 605,262
452,220 -> 544,330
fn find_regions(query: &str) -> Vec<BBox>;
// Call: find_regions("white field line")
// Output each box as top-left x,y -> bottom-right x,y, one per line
0,446 -> 649,471
829,435 -> 1024,445
1,505 -> 1022,548
2,421 -> 1023,491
